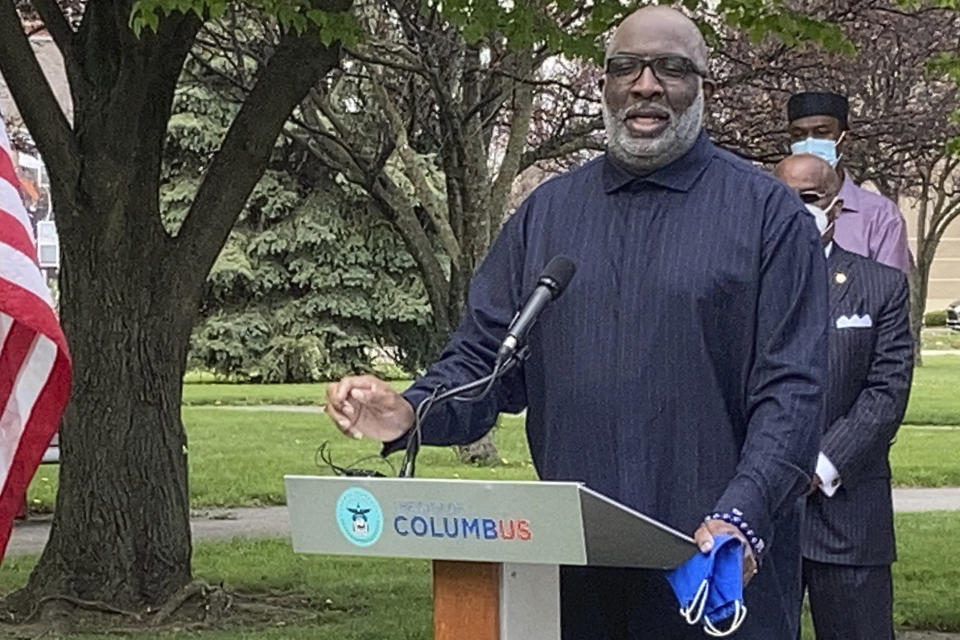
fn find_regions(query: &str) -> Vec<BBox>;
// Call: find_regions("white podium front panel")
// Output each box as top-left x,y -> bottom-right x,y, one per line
286,476 -> 589,565
286,476 -> 697,569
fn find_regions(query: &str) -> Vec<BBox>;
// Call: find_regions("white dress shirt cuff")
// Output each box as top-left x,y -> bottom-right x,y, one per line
816,452 -> 841,497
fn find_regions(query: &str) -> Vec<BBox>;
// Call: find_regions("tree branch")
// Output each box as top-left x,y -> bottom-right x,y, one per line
519,116 -> 604,171
368,179 -> 451,332
345,43 -> 425,76
488,56 -> 536,229
296,87 -> 379,180
370,75 -> 461,264
29,0 -> 77,76
0,0 -> 79,199
285,124 -> 368,186
308,87 -> 355,148
174,19 -> 345,306
185,51 -> 251,103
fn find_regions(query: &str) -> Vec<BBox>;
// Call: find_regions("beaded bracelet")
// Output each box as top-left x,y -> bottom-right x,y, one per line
706,508 -> 765,557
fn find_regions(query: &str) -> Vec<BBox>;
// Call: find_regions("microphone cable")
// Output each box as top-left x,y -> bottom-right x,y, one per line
316,440 -> 396,478
316,346 -> 524,479
398,348 -> 526,478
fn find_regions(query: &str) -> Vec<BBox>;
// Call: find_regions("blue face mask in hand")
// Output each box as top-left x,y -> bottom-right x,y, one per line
666,543 -> 713,625
701,536 -> 747,637
667,534 -> 747,637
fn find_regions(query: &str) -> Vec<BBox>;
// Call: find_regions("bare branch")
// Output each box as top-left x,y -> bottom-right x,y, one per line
346,44 -> 425,76
520,116 -> 604,171
29,0 -> 77,74
185,51 -> 250,101
285,125 -> 367,184
489,56 -> 537,224
297,87 -> 380,175
174,24 -> 344,305
370,73 -> 461,264
0,0 -> 79,200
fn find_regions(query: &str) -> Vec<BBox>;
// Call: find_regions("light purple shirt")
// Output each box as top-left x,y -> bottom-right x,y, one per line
834,174 -> 912,274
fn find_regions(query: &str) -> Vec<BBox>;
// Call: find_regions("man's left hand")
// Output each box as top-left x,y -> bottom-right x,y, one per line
693,519 -> 758,587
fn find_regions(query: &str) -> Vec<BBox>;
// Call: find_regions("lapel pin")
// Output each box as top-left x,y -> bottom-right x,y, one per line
835,272 -> 847,284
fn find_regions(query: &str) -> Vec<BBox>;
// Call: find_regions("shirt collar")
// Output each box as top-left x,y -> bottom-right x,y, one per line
602,130 -> 714,194
828,242 -> 855,266
838,173 -> 861,213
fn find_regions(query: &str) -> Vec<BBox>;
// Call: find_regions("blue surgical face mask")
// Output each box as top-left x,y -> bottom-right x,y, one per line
702,536 -> 748,637
791,131 -> 846,167
667,534 -> 748,637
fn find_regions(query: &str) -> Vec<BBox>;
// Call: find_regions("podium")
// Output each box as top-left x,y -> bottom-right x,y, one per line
285,475 -> 696,640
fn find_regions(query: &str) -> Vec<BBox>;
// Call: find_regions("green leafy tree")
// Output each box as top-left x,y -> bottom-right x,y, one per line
245,0 -> 846,463
0,0 -> 349,616
0,0 -> 849,618
165,72 -> 429,382
187,183 -> 432,381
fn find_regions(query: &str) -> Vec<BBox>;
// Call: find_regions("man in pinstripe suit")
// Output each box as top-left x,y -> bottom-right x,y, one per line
776,154 -> 914,640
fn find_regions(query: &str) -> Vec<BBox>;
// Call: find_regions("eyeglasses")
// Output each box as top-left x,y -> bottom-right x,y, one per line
604,54 -> 706,84
800,191 -> 842,213
799,191 -> 826,204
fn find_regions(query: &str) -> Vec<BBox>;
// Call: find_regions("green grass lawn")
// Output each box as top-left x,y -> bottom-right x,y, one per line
0,540 -> 432,640
182,380 -> 411,407
181,356 -> 960,427
892,511 -> 960,631
26,412 -> 536,511
24,412 -> 960,512
1,511 -> 957,638
905,356 -> 960,425
182,409 -> 535,507
892,426 -> 960,486
921,327 -> 960,351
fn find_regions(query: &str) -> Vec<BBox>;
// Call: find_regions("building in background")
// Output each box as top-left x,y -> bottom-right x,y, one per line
0,26 -> 70,283
903,203 -> 960,313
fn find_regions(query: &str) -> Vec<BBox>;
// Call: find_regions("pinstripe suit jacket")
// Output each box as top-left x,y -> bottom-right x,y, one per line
802,245 -> 914,566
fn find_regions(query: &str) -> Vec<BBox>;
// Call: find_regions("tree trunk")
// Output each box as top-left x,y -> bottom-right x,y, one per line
11,208 -> 194,612
910,257 -> 930,367
458,432 -> 500,466
451,206 -> 500,466
0,0 -> 347,618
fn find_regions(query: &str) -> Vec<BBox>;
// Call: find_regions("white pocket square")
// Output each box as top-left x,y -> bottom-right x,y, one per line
836,314 -> 873,329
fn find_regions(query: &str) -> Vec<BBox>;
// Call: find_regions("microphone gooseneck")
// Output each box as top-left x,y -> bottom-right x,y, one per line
398,255 -> 577,478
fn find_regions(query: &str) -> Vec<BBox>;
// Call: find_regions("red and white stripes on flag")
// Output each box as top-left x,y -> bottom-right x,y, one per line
0,116 -> 71,560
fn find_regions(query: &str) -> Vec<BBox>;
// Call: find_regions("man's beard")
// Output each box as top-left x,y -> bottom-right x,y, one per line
603,87 -> 705,175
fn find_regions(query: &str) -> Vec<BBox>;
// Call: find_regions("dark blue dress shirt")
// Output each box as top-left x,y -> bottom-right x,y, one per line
397,131 -> 828,637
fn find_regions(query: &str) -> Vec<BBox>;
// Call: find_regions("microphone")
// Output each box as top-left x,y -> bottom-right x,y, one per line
399,255 -> 576,479
497,256 -> 576,361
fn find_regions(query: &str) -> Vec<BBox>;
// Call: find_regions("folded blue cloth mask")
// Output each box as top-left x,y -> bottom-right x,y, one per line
666,534 -> 747,637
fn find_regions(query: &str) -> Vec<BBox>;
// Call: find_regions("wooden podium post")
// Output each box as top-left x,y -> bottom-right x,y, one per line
433,560 -> 561,640
433,561 -> 500,640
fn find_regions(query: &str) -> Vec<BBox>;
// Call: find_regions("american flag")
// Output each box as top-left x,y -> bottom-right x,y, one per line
0,111 -> 71,559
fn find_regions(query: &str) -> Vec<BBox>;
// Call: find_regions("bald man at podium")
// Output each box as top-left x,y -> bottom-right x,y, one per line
325,6 -> 827,639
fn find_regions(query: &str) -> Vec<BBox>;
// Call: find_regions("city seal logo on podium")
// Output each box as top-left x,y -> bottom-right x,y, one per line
336,487 -> 383,547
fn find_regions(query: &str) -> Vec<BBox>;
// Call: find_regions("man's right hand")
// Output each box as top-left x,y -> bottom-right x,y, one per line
325,375 -> 415,442
806,473 -> 823,496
